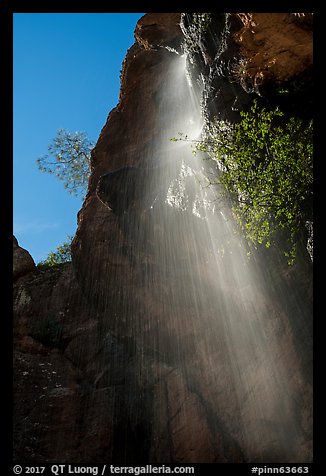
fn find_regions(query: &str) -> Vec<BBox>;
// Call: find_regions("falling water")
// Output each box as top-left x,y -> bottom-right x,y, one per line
116,52 -> 312,462
12,18 -> 312,465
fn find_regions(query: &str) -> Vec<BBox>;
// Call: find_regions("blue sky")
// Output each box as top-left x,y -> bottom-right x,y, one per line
13,13 -> 145,263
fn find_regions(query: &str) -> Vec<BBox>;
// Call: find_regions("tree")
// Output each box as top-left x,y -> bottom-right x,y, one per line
175,100 -> 313,263
37,236 -> 73,267
36,129 -> 94,198
226,103 -> 312,263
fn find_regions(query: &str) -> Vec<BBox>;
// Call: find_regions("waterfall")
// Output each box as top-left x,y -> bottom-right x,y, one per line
12,13 -> 313,465
127,52 -> 312,462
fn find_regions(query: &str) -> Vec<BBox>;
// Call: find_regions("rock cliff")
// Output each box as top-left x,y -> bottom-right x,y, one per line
13,13 -> 313,464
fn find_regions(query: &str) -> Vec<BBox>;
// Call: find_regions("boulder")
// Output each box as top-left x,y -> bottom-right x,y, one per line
13,236 -> 35,280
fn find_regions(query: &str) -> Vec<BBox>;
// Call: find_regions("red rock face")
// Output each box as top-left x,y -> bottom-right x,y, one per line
14,13 -> 313,464
134,13 -> 183,50
232,13 -> 313,94
71,13 -> 186,313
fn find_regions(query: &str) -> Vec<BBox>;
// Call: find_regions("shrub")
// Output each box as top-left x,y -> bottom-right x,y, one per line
37,236 -> 72,268
193,100 -> 313,263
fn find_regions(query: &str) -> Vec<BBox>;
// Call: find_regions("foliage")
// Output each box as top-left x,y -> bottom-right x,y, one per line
37,236 -> 73,268
30,315 -> 63,347
36,129 -> 93,198
176,100 -> 313,263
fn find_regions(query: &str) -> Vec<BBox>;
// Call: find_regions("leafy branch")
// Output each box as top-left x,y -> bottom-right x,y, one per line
172,100 -> 313,263
36,129 -> 94,198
